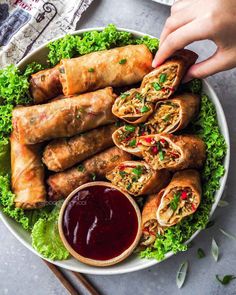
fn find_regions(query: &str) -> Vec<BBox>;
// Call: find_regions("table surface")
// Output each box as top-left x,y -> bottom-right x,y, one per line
1,0 -> 236,294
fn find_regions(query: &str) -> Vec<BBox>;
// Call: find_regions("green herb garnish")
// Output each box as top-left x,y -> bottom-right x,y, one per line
170,192 -> 181,211
152,82 -> 162,91
141,105 -> 150,113
132,165 -> 143,177
129,139 -> 136,147
135,93 -> 143,101
159,73 -> 167,83
119,58 -> 127,64
197,248 -> 205,259
88,68 -> 95,72
125,125 -> 136,132
216,275 -> 236,285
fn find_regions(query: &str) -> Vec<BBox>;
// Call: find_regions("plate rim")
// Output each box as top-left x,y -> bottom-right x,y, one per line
0,27 -> 230,275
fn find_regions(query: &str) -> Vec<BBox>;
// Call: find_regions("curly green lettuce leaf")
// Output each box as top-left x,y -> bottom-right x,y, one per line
47,24 -> 159,66
31,207 -> 69,260
140,94 -> 227,260
180,78 -> 203,95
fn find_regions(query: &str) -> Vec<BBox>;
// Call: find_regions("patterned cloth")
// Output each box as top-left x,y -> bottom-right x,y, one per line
0,0 -> 94,67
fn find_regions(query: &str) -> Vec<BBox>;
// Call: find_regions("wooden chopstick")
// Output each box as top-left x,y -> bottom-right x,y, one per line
43,260 -> 101,295
43,260 -> 80,295
71,271 -> 101,295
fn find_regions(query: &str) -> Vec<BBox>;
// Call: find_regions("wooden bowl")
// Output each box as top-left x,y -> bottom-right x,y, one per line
58,181 -> 142,267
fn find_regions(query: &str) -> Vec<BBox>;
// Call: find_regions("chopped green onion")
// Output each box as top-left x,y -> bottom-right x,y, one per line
126,183 -> 132,190
91,173 -> 96,181
170,192 -> 181,211
141,105 -> 150,113
119,58 -> 127,64
216,275 -> 236,285
132,165 -> 143,177
120,93 -> 129,99
152,82 -> 162,91
88,68 -> 95,72
211,238 -> 219,262
159,73 -> 167,83
129,139 -> 136,147
135,93 -> 143,101
159,150 -> 165,161
163,114 -> 171,122
77,164 -> 85,172
176,261 -> 188,289
119,171 -> 127,178
125,125 -> 136,132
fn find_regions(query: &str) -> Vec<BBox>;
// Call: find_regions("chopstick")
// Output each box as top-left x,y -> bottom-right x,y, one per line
43,260 -> 101,295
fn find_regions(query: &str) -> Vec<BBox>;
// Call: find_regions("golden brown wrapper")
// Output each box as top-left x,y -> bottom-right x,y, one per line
106,161 -> 170,196
43,124 -> 117,172
59,45 -> 153,96
47,147 -> 132,201
112,89 -> 154,124
138,133 -> 206,171
13,87 -> 116,145
140,49 -> 198,102
30,65 -> 62,104
146,93 -> 200,134
10,133 -> 46,209
140,194 -> 164,247
157,169 -> 201,227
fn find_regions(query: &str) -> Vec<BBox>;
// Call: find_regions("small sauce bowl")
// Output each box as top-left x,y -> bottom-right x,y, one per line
58,181 -> 142,267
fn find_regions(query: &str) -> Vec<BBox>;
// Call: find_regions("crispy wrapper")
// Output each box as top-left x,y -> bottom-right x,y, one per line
47,147 -> 132,200
145,93 -> 200,134
112,89 -> 154,124
138,133 -> 206,171
157,169 -> 201,227
30,65 -> 62,104
140,194 -> 164,247
13,87 -> 116,145
10,133 -> 46,209
43,124 -> 117,172
106,161 -> 170,196
59,45 -> 153,96
140,49 -> 198,102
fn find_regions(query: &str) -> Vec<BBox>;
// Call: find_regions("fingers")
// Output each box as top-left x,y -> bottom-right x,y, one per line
171,0 -> 194,14
185,49 -> 236,79
153,20 -> 207,67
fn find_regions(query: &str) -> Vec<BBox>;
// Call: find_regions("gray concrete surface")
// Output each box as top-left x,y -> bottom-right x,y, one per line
1,0 -> 236,294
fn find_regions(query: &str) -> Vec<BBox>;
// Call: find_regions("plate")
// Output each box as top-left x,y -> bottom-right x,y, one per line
152,0 -> 174,6
0,27 -> 230,275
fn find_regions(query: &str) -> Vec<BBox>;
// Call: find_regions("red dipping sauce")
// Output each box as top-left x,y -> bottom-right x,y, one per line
62,185 -> 139,261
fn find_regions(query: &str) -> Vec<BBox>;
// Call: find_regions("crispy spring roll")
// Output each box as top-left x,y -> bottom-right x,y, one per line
157,170 -> 201,227
43,124 -> 117,172
138,134 -> 206,171
47,147 -> 132,201
140,49 -> 198,102
112,124 -> 149,157
10,133 -> 46,209
140,194 -> 164,247
145,93 -> 200,134
106,161 -> 170,196
112,89 -> 154,124
13,87 -> 116,145
30,65 -> 62,104
59,45 -> 153,96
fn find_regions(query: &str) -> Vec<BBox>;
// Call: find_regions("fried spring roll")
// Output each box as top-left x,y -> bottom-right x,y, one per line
112,89 -> 154,124
30,65 -> 62,104
140,194 -> 164,247
47,147 -> 132,200
112,125 -> 149,157
140,49 -> 198,102
10,133 -> 46,209
43,124 -> 117,172
138,134 -> 206,171
157,170 -> 201,227
59,45 -> 153,96
13,87 -> 116,145
106,161 -> 170,196
145,93 -> 200,134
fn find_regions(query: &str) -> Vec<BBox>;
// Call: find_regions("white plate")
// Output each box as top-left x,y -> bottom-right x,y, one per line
0,28 -> 230,275
152,0 -> 174,6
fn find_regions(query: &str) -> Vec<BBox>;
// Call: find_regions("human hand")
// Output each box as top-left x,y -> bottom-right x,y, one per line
153,0 -> 236,79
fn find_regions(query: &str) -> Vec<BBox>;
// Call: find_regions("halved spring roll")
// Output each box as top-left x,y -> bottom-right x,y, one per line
59,45 -> 153,96
13,87 -> 116,145
112,89 -> 154,124
112,124 -> 149,156
145,93 -> 200,134
30,65 -> 62,104
43,124 -> 117,172
140,49 -> 198,102
138,134 -> 206,171
10,132 -> 46,209
47,147 -> 132,201
157,170 -> 201,227
106,161 -> 170,196
140,194 -> 164,247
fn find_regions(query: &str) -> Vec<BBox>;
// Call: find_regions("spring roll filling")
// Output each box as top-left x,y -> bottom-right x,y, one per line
158,187 -> 198,226
139,137 -> 181,169
141,219 -> 164,246
145,102 -> 180,133
116,125 -> 149,149
114,91 -> 152,120
142,65 -> 178,101
109,164 -> 152,195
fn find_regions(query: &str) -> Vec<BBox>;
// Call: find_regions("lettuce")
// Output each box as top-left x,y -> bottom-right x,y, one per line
31,207 -> 69,260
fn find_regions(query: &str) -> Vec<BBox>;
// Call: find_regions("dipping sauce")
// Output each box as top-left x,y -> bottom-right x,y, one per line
62,185 -> 139,261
